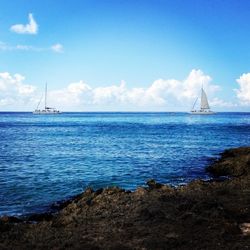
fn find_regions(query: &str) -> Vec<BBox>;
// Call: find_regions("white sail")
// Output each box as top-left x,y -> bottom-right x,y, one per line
189,86 -> 214,115
200,88 -> 210,110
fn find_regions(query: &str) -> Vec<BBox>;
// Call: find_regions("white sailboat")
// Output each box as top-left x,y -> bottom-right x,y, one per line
33,83 -> 61,114
189,87 -> 215,115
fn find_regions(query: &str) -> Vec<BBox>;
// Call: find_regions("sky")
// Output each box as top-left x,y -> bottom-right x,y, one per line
0,0 -> 250,111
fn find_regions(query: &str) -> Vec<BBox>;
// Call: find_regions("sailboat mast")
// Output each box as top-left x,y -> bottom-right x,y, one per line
45,82 -> 47,109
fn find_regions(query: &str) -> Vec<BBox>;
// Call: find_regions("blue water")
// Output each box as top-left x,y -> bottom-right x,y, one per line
0,112 -> 249,216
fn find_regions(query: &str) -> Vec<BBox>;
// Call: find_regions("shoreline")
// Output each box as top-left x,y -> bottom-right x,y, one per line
1,147 -> 250,249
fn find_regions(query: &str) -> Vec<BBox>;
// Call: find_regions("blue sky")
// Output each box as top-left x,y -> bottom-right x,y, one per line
0,0 -> 250,111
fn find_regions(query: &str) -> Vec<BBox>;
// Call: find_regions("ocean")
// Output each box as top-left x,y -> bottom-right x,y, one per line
0,112 -> 249,216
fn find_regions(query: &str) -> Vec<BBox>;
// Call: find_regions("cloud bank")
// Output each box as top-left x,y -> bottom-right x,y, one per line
47,69 -> 221,110
0,69 -> 248,111
235,73 -> 250,105
10,13 -> 38,35
0,72 -> 36,109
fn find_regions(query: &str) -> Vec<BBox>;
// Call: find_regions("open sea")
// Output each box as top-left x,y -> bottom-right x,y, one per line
0,112 -> 249,216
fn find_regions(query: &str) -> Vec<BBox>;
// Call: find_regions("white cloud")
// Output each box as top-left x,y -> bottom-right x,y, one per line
209,97 -> 236,108
0,72 -> 36,110
51,43 -> 63,53
0,69 -> 235,111
114,69 -> 219,109
10,13 -> 38,34
0,41 -> 64,53
15,45 -> 34,51
47,69 -> 221,111
0,42 -> 36,51
48,81 -> 92,110
92,81 -> 127,105
122,69 -> 219,107
235,73 -> 250,105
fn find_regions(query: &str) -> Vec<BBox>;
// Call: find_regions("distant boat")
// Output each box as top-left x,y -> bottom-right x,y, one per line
189,87 -> 215,115
33,83 -> 61,114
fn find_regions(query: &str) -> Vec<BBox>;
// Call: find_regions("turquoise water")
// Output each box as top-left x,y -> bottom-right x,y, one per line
0,112 -> 249,216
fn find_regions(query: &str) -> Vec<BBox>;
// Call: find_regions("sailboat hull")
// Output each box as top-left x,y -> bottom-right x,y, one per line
33,109 -> 62,115
33,112 -> 61,115
189,111 -> 215,115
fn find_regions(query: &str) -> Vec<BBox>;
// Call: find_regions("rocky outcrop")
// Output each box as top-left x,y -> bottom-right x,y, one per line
207,147 -> 250,177
0,147 -> 250,249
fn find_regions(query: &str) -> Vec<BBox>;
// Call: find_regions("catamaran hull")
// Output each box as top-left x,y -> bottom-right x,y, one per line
33,111 -> 62,115
189,111 -> 215,115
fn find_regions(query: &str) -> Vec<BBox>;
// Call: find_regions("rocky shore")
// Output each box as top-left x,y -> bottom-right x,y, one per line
0,147 -> 250,249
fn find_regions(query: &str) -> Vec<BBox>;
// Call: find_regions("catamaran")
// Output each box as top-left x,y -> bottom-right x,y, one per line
190,87 -> 215,115
33,83 -> 61,114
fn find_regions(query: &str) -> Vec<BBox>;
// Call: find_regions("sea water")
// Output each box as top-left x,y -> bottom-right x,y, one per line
0,112 -> 249,216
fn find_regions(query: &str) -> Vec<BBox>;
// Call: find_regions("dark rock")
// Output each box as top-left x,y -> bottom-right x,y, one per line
0,216 -> 22,223
146,179 -> 164,189
207,147 -> 250,177
95,188 -> 103,196
25,212 -> 54,222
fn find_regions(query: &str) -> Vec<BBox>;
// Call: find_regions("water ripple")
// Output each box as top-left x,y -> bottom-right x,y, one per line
0,112 -> 249,215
